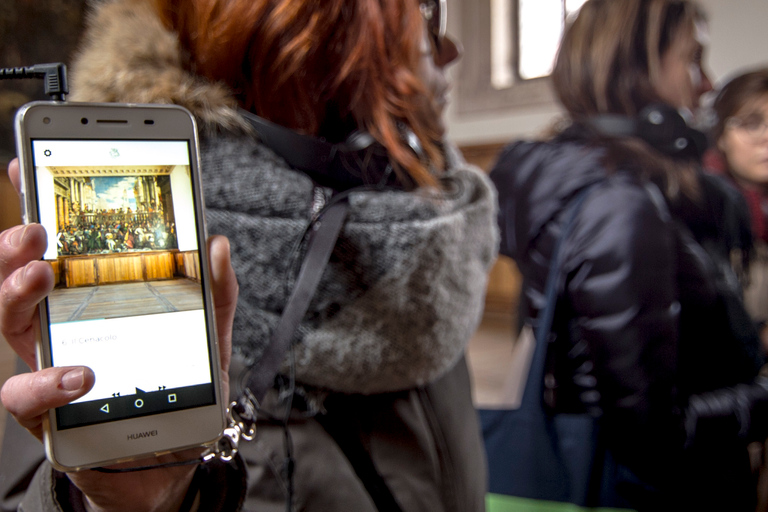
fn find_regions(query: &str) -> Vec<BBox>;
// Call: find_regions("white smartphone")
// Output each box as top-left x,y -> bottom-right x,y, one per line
13,101 -> 226,471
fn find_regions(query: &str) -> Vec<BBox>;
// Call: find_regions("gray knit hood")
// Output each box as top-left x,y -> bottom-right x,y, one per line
69,0 -> 499,394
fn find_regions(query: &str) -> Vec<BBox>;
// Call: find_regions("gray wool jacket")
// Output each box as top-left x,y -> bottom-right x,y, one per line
202,133 -> 497,395
0,0 -> 498,510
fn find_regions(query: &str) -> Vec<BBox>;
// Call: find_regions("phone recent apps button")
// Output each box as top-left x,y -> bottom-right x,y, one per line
168,393 -> 177,403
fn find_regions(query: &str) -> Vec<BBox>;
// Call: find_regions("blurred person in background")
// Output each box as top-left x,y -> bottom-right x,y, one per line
490,0 -> 766,509
707,68 -> 768,350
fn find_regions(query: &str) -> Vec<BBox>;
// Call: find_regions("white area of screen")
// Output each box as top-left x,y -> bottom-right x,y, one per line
32,140 -> 191,166
50,310 -> 212,404
31,140 -> 199,260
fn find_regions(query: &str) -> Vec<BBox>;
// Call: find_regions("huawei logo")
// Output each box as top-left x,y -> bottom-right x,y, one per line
127,430 -> 158,441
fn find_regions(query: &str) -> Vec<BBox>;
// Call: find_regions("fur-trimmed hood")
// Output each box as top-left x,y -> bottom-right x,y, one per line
70,0 -> 249,134
68,0 -> 499,394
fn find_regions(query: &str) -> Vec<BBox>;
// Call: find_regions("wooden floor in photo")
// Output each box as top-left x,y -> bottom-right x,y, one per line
48,278 -> 203,323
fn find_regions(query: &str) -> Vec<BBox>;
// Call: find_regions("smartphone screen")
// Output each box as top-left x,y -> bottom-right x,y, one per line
29,138 -> 216,430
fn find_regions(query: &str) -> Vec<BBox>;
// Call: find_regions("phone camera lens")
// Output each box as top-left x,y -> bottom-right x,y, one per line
43,117 -> 51,125
81,118 -> 89,125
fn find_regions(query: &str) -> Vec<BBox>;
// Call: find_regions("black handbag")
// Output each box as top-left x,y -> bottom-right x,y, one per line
478,183 -> 636,511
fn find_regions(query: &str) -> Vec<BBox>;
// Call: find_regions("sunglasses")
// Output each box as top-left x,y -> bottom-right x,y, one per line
420,0 -> 447,50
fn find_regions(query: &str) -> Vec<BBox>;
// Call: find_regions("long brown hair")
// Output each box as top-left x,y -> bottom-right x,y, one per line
150,0 -> 444,187
552,0 -> 705,195
554,0 -> 703,118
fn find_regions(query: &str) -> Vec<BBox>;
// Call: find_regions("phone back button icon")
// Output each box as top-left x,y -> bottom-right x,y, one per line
100,404 -> 110,414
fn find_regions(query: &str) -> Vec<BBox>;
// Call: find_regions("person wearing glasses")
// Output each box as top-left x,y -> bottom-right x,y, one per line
0,0 -> 496,511
708,69 -> 768,352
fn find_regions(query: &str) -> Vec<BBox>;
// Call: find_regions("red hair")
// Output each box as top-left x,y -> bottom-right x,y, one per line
151,0 -> 444,187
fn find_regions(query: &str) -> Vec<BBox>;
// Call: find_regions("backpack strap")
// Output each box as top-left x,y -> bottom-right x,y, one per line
523,181 -> 602,407
315,396 -> 406,512
236,199 -> 349,406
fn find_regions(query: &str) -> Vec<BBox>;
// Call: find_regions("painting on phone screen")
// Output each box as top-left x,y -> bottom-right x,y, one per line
46,169 -> 199,323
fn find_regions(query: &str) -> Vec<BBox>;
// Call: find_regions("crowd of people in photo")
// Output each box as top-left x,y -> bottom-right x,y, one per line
56,214 -> 177,256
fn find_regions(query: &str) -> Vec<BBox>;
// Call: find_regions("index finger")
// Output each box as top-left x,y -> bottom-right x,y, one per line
0,224 -> 48,283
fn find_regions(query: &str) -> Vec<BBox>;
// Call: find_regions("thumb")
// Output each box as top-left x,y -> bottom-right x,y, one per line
1,366 -> 95,436
208,235 -> 237,375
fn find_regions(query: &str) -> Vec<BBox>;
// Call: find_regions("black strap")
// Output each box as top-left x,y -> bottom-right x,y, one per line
315,398 -> 405,512
523,182 -> 601,406
519,182 -> 606,504
235,196 -> 403,510
240,200 -> 349,404
239,109 -> 411,192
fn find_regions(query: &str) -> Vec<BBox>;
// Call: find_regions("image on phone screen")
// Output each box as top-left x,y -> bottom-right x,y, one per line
30,139 -> 216,430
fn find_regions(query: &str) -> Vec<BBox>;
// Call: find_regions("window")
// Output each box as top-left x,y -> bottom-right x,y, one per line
457,0 -> 586,114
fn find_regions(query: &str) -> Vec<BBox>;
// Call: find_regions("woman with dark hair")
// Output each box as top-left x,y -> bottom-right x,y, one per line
490,0 -> 764,509
708,68 -> 768,349
0,0 -> 497,510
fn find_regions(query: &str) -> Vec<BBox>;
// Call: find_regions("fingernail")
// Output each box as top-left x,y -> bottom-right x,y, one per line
8,225 -> 29,248
13,264 -> 28,287
61,368 -> 85,391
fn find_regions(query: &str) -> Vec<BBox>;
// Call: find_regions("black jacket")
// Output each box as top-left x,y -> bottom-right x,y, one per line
490,138 -> 764,510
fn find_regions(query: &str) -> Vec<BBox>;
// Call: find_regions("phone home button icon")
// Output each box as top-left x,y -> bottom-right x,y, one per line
134,399 -> 144,409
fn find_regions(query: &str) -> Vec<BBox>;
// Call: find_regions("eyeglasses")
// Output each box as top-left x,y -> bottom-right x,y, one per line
726,114 -> 768,144
420,0 -> 447,50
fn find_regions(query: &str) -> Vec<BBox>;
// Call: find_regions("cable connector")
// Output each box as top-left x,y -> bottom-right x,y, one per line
0,62 -> 69,101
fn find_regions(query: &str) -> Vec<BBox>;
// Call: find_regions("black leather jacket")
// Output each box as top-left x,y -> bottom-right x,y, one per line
490,138 -> 764,510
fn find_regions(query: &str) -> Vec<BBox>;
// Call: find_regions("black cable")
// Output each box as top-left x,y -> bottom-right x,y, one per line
91,458 -> 202,473
0,63 -> 69,101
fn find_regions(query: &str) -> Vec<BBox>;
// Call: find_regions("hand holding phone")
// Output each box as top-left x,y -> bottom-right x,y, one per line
12,102 -> 229,472
0,157 -> 238,509
2,101 -> 239,508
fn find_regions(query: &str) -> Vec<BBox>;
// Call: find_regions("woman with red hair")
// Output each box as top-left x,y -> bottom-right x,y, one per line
0,0 -> 497,510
